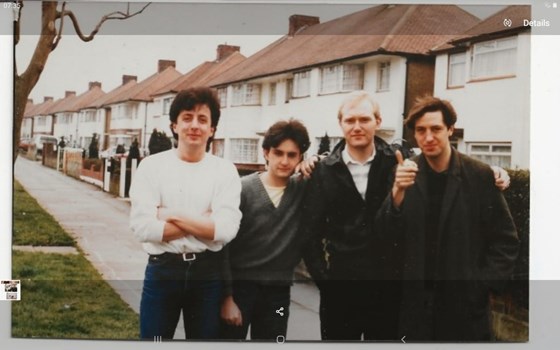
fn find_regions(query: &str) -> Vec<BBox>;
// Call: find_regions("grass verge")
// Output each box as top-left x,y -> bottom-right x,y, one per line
12,250 -> 139,339
13,180 -> 75,246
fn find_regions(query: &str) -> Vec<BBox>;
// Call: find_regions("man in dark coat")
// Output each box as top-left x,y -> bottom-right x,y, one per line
300,91 -> 404,340
380,96 -> 519,341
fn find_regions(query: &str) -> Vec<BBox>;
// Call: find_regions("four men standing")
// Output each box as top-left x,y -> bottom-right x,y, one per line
130,87 -> 519,342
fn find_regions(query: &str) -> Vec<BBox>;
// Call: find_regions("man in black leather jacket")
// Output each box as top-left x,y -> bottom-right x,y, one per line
300,91 -> 403,340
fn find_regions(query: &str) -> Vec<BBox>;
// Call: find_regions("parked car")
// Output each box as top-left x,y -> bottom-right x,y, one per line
18,138 -> 32,153
30,135 -> 58,155
100,145 -> 129,158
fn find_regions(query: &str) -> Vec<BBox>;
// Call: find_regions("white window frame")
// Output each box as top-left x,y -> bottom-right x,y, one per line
269,82 -> 277,105
320,64 -> 364,94
230,138 -> 259,163
471,36 -> 517,80
212,138 -> 225,158
467,142 -> 512,168
244,83 -> 261,105
293,70 -> 311,98
217,88 -> 228,108
447,52 -> 466,88
84,110 -> 96,123
232,84 -> 244,106
162,97 -> 173,115
377,61 -> 391,92
232,83 -> 261,106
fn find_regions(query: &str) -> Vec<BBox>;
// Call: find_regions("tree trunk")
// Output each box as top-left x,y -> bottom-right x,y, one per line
13,1 -> 58,164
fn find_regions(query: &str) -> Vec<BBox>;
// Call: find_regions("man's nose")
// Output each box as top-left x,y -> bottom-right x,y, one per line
190,117 -> 200,128
425,131 -> 434,142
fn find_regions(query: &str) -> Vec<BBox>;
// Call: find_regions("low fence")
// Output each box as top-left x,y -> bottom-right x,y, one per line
63,149 -> 84,179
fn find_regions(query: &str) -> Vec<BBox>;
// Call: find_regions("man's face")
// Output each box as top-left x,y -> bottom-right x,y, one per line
263,139 -> 302,181
172,104 -> 214,150
414,110 -> 454,160
339,99 -> 380,150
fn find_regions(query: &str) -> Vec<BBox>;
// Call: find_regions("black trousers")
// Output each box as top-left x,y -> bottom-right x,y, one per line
318,280 -> 401,341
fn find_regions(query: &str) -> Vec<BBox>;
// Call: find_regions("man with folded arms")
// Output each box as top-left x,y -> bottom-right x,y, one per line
129,87 -> 242,340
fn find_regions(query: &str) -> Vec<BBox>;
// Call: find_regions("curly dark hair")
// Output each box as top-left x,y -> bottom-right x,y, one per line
169,86 -> 221,151
262,119 -> 310,154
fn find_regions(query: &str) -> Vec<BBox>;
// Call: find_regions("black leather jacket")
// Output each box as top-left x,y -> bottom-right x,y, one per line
301,136 -> 404,282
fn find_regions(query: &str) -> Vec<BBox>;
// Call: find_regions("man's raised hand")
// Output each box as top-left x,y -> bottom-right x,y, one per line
392,150 -> 418,208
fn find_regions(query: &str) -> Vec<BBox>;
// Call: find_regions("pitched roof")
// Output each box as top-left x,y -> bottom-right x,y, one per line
101,66 -> 182,106
45,93 -> 78,115
153,52 -> 246,97
85,79 -> 138,109
208,4 -> 479,86
432,5 -> 531,52
29,98 -> 59,117
49,86 -> 106,114
23,100 -> 38,118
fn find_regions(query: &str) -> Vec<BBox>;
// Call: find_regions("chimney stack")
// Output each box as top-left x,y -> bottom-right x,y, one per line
89,81 -> 102,90
288,15 -> 319,36
44,96 -> 53,102
216,44 -> 240,61
65,91 -> 76,98
158,59 -> 176,73
122,75 -> 137,85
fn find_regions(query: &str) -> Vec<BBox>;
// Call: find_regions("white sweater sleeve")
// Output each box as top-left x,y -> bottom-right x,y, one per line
210,161 -> 242,244
128,159 -> 165,243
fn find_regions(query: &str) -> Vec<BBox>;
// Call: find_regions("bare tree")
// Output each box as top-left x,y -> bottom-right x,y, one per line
13,1 -> 150,164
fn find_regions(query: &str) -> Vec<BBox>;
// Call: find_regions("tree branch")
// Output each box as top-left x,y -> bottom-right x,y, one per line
14,0 -> 23,46
51,1 -> 66,50
61,2 -> 151,42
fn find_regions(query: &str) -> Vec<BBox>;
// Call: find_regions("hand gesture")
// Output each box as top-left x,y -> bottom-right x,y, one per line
392,150 -> 418,208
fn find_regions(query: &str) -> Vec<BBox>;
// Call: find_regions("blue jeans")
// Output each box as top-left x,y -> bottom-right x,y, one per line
140,253 -> 222,340
220,281 -> 290,340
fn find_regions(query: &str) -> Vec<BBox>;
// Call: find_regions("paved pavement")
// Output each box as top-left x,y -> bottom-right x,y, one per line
14,157 -> 320,341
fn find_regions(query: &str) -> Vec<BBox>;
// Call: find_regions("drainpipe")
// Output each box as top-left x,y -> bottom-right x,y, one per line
143,102 -> 148,150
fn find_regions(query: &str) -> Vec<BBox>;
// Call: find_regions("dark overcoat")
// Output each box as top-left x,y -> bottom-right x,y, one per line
378,149 -> 519,341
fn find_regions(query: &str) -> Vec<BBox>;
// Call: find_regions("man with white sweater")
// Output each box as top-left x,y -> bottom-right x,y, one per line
129,87 -> 242,340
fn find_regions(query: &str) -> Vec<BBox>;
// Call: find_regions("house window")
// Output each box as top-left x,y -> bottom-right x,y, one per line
448,52 -> 466,87
285,79 -> 293,102
320,64 -> 364,94
230,138 -> 258,163
342,64 -> 364,91
244,84 -> 261,105
232,84 -> 243,106
471,36 -> 517,79
232,83 -> 261,106
36,116 -> 46,126
162,97 -> 173,115
293,70 -> 311,98
217,88 -> 227,108
377,61 -> 391,91
84,110 -> 96,122
212,139 -> 225,158
468,142 -> 512,168
269,83 -> 277,105
320,66 -> 339,94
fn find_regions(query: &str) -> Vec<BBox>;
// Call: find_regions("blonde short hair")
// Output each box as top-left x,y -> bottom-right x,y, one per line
337,90 -> 381,121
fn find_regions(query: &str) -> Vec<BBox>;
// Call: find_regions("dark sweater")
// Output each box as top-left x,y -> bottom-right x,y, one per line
223,173 -> 308,295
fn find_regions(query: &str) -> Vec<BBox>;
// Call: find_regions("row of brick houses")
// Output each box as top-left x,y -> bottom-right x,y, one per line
22,4 -> 530,169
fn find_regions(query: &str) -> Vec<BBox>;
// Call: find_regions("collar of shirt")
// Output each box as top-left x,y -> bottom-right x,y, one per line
341,144 -> 376,166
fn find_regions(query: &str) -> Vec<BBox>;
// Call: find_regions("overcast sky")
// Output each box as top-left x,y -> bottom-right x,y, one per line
15,1 -> 505,103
